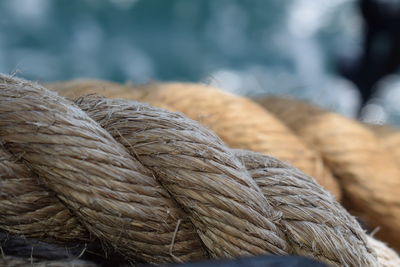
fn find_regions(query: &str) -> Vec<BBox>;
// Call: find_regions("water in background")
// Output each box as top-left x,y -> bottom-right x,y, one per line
1,0 -> 399,125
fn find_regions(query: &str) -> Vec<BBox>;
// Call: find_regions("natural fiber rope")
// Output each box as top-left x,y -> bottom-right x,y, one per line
237,150 -> 400,267
1,75 -> 208,264
48,79 -> 136,100
366,236 -> 400,267
255,96 -> 400,251
366,123 -> 400,165
47,81 -> 342,201
234,149 -> 375,266
0,75 -> 398,266
0,148 -> 88,243
76,96 -> 288,259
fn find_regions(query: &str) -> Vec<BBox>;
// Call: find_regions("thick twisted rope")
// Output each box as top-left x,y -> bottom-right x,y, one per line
1,75 -> 398,266
48,81 -> 341,201
76,96 -> 288,259
235,149 -> 375,266
0,75 -> 208,264
367,124 -> 400,165
367,236 -> 400,267
255,96 -> 400,251
0,148 -> 88,242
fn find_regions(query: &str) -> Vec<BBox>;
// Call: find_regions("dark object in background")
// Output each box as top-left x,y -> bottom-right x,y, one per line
0,231 -> 327,267
166,255 -> 327,267
0,231 -> 131,266
340,0 -> 400,116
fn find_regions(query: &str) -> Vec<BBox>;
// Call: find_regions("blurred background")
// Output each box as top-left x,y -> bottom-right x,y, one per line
1,0 -> 400,125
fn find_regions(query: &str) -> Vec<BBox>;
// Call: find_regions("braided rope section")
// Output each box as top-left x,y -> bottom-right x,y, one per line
0,74 -> 397,266
47,81 -> 341,200
255,96 -> 400,251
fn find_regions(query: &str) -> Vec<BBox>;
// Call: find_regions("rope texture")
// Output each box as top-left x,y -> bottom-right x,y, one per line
48,81 -> 341,200
367,124 -> 400,165
0,75 -> 398,266
255,96 -> 400,251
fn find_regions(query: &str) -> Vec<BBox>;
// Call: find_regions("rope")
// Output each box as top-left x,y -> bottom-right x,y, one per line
367,236 -> 400,267
0,148 -> 88,242
0,74 -> 392,266
255,96 -> 400,251
367,123 -> 400,165
235,149 -> 375,266
47,81 -> 342,201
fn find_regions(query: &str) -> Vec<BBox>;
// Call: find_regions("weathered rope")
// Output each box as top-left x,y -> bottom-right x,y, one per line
76,96 -> 288,259
1,75 -> 208,264
234,149 -> 375,266
367,236 -> 400,267
0,148 -> 88,243
255,96 -> 400,251
47,81 -> 342,201
1,75 -> 398,266
238,150 -> 400,267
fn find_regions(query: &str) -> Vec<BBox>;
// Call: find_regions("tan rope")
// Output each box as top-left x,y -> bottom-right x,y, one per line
0,75 -> 392,266
47,79 -> 136,100
242,149 -> 400,266
0,75 -> 207,264
255,96 -> 400,251
366,123 -> 400,166
367,236 -> 400,267
234,149 -> 376,267
47,81 -> 342,201
0,148 -> 88,243
76,96 -> 289,259
3,75 -> 290,263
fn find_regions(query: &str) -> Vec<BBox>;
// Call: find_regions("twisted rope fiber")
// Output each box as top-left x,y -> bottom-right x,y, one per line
48,80 -> 400,265
237,150 -> 400,267
48,81 -> 342,201
234,149 -> 376,266
366,123 -> 400,165
4,230 -> 393,267
78,96 -> 380,266
255,97 -> 400,251
1,75 -> 212,264
0,75 -> 394,266
0,148 -> 88,242
1,75 -> 288,263
76,97 -> 290,257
